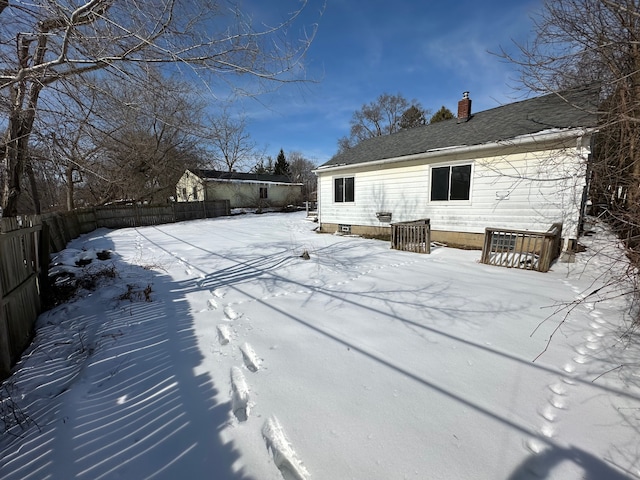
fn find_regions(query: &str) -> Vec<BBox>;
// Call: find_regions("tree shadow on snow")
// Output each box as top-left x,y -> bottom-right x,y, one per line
508,444 -> 633,480
0,233 -> 251,480
135,225 -> 640,478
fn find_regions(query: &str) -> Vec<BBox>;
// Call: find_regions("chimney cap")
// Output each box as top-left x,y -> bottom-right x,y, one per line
462,91 -> 470,99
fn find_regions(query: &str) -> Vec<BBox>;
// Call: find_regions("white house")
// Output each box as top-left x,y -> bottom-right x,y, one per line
314,87 -> 599,251
176,170 -> 303,209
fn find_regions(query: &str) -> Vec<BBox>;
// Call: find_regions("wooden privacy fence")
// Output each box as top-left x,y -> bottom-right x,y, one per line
480,223 -> 563,272
86,200 -> 231,230
0,200 -> 230,379
0,217 -> 45,379
391,219 -> 431,254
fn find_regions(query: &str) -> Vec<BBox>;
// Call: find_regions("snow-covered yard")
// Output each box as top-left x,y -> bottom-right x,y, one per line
1,211 -> 639,479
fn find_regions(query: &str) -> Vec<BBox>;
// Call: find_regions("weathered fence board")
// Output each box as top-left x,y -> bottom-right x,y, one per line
391,219 -> 431,254
0,218 -> 43,378
173,200 -> 230,222
480,223 -> 563,272
0,199 -> 230,379
92,201 -> 230,228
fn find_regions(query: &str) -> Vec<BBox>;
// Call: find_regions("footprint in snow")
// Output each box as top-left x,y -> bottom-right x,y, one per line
573,355 -> 588,364
230,366 -> 250,422
549,396 -> 566,409
217,325 -> 231,345
211,289 -> 225,298
524,438 -> 545,455
548,383 -> 566,396
539,405 -> 557,422
223,306 -> 242,321
240,343 -> 260,372
207,298 -> 218,310
540,423 -> 555,438
262,416 -> 310,480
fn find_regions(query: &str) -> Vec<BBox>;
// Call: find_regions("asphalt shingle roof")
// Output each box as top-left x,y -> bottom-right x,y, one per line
320,86 -> 600,169
193,169 -> 294,184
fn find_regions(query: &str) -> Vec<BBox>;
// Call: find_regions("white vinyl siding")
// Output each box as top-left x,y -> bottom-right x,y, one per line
317,146 -> 587,239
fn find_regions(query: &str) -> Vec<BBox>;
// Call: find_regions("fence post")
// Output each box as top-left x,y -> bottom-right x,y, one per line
38,221 -> 51,304
481,228 -> 492,265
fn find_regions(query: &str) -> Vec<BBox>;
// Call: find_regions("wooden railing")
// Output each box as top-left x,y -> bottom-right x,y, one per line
480,223 -> 563,272
391,219 -> 431,254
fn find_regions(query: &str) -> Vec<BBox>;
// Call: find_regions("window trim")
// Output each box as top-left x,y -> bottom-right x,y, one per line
334,176 -> 355,203
429,162 -> 473,203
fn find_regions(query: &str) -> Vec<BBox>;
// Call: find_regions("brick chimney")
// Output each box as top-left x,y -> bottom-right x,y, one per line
457,91 -> 472,122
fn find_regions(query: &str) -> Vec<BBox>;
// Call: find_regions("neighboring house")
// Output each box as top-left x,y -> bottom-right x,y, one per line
176,169 -> 303,209
314,87 -> 599,251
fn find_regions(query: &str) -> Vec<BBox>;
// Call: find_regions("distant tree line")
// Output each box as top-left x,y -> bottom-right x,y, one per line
0,0 -> 321,215
337,93 -> 454,152
253,148 -> 316,202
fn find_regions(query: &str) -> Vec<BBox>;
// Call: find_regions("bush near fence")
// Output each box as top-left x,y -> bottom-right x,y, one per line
0,200 -> 230,380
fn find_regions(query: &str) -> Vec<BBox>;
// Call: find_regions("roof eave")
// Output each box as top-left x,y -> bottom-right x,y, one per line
314,127 -> 597,174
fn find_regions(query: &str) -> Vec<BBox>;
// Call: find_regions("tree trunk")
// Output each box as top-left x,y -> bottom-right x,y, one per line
66,164 -> 75,211
1,31 -> 46,217
25,156 -> 41,214
2,103 -> 41,216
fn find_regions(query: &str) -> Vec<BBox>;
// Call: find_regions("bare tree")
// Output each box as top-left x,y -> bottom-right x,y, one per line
85,71 -> 205,203
288,151 -> 316,201
502,0 -> 640,327
338,93 -> 425,152
0,0 -> 319,216
206,109 -> 257,172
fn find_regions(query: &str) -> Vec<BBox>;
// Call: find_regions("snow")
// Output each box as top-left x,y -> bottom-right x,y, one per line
1,211 -> 639,480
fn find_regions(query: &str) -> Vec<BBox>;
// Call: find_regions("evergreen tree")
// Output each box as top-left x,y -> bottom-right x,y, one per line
429,106 -> 455,124
253,157 -> 274,174
398,105 -> 426,130
273,149 -> 290,177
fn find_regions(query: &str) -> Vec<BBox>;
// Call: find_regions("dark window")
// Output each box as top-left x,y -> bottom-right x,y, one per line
192,186 -> 198,200
344,177 -> 354,202
450,165 -> 471,200
430,164 -> 471,201
260,187 -> 268,199
182,187 -> 187,200
334,177 -> 355,203
431,167 -> 450,201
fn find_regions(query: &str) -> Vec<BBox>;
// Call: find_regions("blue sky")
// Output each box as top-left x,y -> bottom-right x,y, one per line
234,0 -> 543,165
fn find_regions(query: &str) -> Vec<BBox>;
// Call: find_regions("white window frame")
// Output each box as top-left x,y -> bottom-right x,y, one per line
334,176 -> 355,203
429,162 -> 473,204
